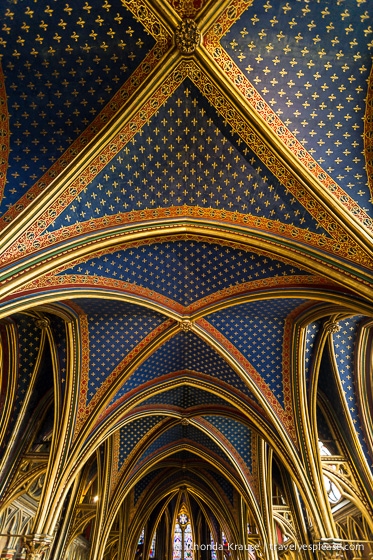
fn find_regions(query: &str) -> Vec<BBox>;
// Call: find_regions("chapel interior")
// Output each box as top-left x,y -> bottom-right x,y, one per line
0,0 -> 373,559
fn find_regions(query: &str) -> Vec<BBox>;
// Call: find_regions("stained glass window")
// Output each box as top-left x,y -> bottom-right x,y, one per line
210,535 -> 217,560
173,519 -> 193,560
323,474 -> 342,504
185,523 -> 193,559
318,440 -> 332,456
149,531 -> 156,558
247,525 -> 257,559
173,524 -> 182,560
136,528 -> 145,560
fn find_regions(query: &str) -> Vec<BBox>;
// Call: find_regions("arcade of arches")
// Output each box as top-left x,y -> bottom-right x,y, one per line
1,1 -> 373,559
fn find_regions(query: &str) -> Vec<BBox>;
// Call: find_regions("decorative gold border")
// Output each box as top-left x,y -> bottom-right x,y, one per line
38,208 -> 356,261
168,0 -> 208,19
0,60 -> 9,203
100,372 -> 263,430
16,273 -> 335,318
356,321 -> 373,462
0,321 -> 18,450
326,332 -> 373,497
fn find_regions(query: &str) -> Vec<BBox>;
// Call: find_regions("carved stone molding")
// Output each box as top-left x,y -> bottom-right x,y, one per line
34,317 -> 50,330
324,320 -> 341,334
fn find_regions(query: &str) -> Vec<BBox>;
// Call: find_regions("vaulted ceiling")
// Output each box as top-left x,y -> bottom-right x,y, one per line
1,0 -> 373,557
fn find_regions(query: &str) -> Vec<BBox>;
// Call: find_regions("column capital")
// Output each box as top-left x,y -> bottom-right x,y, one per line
23,535 -> 53,560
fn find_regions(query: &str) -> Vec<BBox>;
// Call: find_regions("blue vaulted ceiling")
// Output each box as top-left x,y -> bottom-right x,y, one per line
223,0 -> 373,213
0,313 -> 55,461
108,330 -> 258,405
118,415 -> 164,469
16,314 -> 43,397
73,298 -> 166,404
1,314 -> 43,444
134,468 -> 163,503
0,0 -> 155,214
60,240 -> 311,307
330,316 -> 373,470
206,298 -> 307,406
45,79 -> 326,235
203,415 -> 253,471
207,469 -> 234,504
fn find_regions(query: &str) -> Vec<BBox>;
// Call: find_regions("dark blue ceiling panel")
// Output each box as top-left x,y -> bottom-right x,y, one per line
204,416 -> 253,471
118,415 -> 164,469
0,0 -> 155,215
134,468 -> 163,503
46,78 -> 327,234
10,315 -> 43,423
222,0 -> 372,214
1,314 -> 54,456
109,331 -> 257,405
331,315 -> 373,470
72,298 -> 166,404
207,469 -> 234,504
206,298 -> 307,406
60,240 -> 310,306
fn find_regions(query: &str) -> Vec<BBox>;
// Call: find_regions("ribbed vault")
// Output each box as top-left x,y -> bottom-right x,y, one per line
1,1 -> 373,560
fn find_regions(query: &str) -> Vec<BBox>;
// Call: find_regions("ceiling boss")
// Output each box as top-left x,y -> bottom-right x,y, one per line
175,18 -> 201,54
